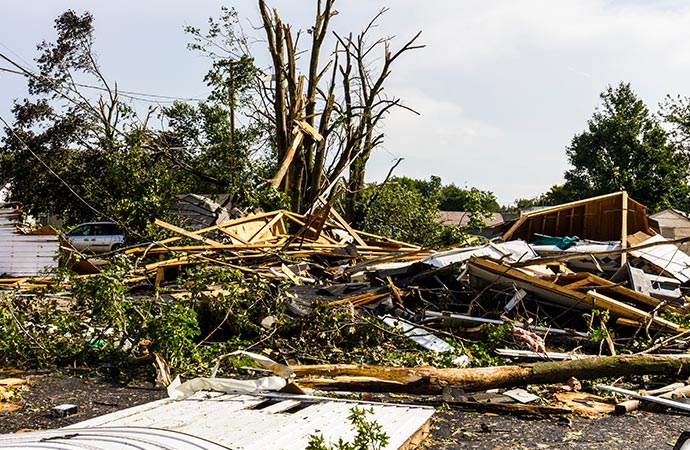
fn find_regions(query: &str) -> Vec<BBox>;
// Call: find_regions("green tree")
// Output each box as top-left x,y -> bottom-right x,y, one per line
661,94 -> 690,152
562,82 -> 690,211
358,180 -> 441,246
357,176 -> 493,247
0,11 -> 183,237
439,184 -> 499,213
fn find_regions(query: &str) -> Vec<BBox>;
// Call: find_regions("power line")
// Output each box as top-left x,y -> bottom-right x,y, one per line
0,113 -> 107,220
0,51 -> 209,105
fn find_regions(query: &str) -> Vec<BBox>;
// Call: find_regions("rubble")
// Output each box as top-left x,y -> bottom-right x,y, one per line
5,190 -> 690,430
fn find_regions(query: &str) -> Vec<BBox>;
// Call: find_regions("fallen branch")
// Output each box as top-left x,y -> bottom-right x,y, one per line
292,354 -> 690,394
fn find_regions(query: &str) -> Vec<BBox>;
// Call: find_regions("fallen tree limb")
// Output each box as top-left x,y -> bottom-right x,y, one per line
442,400 -> 571,416
292,354 -> 690,394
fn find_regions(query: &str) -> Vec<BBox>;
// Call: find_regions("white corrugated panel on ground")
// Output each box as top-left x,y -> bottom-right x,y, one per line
0,426 -> 231,450
67,391 -> 434,450
0,207 -> 60,276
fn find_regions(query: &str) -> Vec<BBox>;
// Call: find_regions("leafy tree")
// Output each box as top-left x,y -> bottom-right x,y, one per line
439,184 -> 500,213
357,176 -> 494,247
562,82 -> 690,211
162,8 -> 270,200
392,175 -> 442,201
0,11 -> 184,237
660,94 -> 690,210
508,184 -> 579,212
661,94 -> 690,152
169,3 -> 423,217
358,180 -> 441,246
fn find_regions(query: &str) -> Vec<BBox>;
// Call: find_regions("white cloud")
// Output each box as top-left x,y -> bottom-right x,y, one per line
382,89 -> 503,161
4,0 -> 690,206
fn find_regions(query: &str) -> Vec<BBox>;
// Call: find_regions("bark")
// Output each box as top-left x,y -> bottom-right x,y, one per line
257,2 -> 422,216
291,355 -> 690,394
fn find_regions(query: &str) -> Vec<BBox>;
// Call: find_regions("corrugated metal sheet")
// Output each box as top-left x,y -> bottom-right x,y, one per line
0,207 -> 60,276
68,392 -> 434,450
0,426 -> 230,449
630,234 -> 690,283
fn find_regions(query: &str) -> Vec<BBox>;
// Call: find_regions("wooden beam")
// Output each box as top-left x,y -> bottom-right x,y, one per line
154,219 -> 225,247
586,290 -> 681,331
621,190 -> 628,266
248,212 -> 284,244
327,205 -> 367,247
467,257 -> 683,332
292,354 -> 690,394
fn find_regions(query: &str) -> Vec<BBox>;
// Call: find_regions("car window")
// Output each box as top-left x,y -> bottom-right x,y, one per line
102,224 -> 122,235
92,224 -> 105,235
68,225 -> 91,236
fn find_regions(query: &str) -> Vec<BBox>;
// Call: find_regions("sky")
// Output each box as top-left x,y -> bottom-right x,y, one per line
2,0 -> 690,206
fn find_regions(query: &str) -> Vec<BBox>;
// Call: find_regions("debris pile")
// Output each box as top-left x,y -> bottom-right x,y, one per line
4,191 -> 690,425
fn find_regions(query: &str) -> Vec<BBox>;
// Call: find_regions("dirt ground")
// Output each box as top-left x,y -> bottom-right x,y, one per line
1,371 -> 690,449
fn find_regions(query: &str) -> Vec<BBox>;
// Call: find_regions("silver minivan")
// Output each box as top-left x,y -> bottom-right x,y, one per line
66,222 -> 124,253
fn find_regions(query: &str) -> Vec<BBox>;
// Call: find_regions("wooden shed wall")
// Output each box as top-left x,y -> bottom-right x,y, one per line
502,193 -> 651,242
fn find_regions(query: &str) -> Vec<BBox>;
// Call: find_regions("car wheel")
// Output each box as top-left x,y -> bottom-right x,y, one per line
110,243 -> 123,252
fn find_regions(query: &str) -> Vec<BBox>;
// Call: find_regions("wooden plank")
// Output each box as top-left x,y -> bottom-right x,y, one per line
551,272 -> 680,313
587,290 -> 682,332
560,277 -> 592,290
248,212 -> 284,244
154,219 -> 225,248
467,257 -> 683,332
555,210 -> 561,236
621,191 -> 628,266
126,211 -> 283,254
328,207 -> 367,247
216,227 -> 251,245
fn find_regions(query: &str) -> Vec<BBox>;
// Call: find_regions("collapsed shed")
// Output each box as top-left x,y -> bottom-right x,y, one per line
501,191 -> 654,243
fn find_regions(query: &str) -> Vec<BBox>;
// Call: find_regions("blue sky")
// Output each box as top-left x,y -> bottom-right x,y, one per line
2,0 -> 690,206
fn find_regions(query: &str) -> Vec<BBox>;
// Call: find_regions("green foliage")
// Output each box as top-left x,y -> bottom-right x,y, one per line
0,9 -> 274,240
356,176 -> 497,247
306,407 -> 390,450
562,82 -> 690,212
160,6 -> 277,210
467,323 -> 513,367
0,262 -> 201,370
357,179 -> 445,246
439,184 -> 500,214
582,309 -> 611,343
0,11 -> 187,239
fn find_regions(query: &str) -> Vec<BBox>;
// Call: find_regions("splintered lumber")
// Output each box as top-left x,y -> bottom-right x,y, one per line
443,400 -> 571,416
154,219 -> 225,247
614,382 -> 685,414
467,257 -> 683,332
291,355 -> 690,394
547,272 -> 684,313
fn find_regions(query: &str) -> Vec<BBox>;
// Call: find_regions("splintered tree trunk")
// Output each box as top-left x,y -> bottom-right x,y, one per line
291,355 -> 690,394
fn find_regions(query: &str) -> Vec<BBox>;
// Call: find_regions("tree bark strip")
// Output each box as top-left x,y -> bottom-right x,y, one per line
291,355 -> 690,394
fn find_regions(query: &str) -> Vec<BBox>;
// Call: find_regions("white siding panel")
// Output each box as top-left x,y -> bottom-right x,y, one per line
0,207 -> 60,276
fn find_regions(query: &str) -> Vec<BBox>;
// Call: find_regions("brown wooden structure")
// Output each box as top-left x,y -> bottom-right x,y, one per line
500,191 -> 655,243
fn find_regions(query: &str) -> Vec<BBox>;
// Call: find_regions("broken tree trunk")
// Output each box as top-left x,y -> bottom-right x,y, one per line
291,354 -> 690,394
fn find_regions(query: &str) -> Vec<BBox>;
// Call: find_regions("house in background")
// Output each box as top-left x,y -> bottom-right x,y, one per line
437,211 -> 517,238
649,209 -> 690,254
